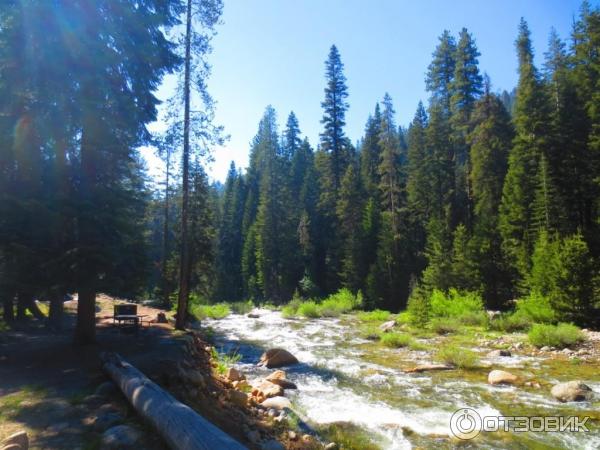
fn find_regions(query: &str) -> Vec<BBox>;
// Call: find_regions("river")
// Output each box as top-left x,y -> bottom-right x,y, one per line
206,309 -> 600,449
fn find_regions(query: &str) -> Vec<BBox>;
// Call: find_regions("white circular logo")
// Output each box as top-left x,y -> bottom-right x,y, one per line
450,408 -> 482,440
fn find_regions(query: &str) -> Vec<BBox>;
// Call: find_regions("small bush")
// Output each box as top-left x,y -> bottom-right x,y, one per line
298,301 -> 320,318
230,300 -> 254,315
357,309 -> 391,322
435,344 -> 480,369
458,311 -> 489,327
281,298 -> 302,318
430,289 -> 484,318
515,291 -> 556,324
528,323 -> 585,348
406,285 -> 430,326
380,332 -> 413,348
210,347 -> 242,375
430,318 -> 459,335
488,313 -> 532,332
320,288 -> 363,316
191,303 -> 230,320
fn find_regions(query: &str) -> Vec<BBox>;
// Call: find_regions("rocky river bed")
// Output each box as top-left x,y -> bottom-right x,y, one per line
205,309 -> 600,449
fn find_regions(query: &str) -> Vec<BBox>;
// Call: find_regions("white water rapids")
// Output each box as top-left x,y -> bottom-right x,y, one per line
205,309 -> 600,449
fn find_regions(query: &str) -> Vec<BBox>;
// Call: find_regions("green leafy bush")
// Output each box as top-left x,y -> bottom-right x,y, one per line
528,323 -> 585,348
380,332 -> 413,348
435,344 -> 480,369
488,313 -> 532,332
357,309 -> 391,322
430,317 -> 459,334
229,300 -> 254,315
430,289 -> 484,318
298,301 -> 320,318
320,288 -> 363,316
281,298 -> 302,318
515,291 -> 556,324
457,310 -> 489,327
406,285 -> 430,326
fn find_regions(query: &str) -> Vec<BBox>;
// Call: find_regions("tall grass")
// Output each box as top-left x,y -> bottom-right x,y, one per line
357,309 -> 391,322
380,332 -> 413,348
435,344 -> 480,369
190,303 -> 230,320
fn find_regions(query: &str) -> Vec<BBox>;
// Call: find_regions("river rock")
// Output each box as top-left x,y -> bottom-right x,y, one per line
252,381 -> 283,401
101,425 -> 142,449
551,381 -> 593,402
248,313 -> 260,319
379,320 -> 396,332
325,444 -> 339,450
487,349 -> 511,358
266,378 -> 297,389
227,389 -> 248,407
258,348 -> 298,368
1,431 -> 28,450
226,367 -> 245,382
488,370 -> 518,385
260,396 -> 291,410
91,411 -> 123,431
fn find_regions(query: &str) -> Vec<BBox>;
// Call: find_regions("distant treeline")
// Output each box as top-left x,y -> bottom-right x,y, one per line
152,5 -> 600,327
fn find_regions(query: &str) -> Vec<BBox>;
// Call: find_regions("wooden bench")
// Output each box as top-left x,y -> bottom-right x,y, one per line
113,304 -> 147,333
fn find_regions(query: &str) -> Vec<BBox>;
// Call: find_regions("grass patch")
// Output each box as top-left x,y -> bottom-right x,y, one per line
380,332 -> 413,348
282,288 -> 363,318
457,311 -> 489,327
435,344 -> 480,369
318,422 -> 380,450
528,323 -> 585,348
210,347 -> 242,375
0,385 -> 47,420
357,309 -> 391,322
190,303 -> 230,320
430,318 -> 459,335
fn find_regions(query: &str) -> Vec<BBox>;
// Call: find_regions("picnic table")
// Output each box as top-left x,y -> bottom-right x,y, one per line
112,304 -> 147,333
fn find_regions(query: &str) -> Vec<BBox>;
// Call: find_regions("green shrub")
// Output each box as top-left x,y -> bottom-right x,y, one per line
488,313 -> 532,332
430,318 -> 459,335
281,298 -> 302,318
229,300 -> 254,315
435,344 -> 480,369
430,289 -> 484,318
357,309 -> 391,322
320,288 -> 363,315
190,303 -> 230,320
458,310 -> 489,327
380,332 -> 413,348
406,285 -> 430,326
298,301 -> 320,318
515,291 -> 556,324
528,323 -> 585,348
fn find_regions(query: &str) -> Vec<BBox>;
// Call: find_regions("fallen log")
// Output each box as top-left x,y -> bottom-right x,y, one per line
100,352 -> 247,450
403,363 -> 455,373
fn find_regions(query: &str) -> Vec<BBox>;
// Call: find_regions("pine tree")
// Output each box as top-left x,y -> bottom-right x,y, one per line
283,111 -> 302,160
426,30 -> 457,112
499,19 -> 553,286
468,81 -> 514,306
359,104 -> 383,198
450,27 -> 483,228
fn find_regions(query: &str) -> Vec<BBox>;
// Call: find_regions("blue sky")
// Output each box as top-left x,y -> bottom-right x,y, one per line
143,0 -> 590,183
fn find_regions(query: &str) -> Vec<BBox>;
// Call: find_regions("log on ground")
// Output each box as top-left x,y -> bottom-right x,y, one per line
100,352 -> 247,450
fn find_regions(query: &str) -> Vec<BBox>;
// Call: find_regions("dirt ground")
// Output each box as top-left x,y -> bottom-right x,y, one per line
0,295 -> 185,449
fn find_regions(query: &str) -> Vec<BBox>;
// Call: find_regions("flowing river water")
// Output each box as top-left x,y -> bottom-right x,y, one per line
206,309 -> 600,449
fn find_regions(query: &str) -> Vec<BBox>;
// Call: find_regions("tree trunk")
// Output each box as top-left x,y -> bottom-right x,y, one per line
16,293 -> 28,321
74,289 -> 96,345
176,0 -> 193,330
100,352 -> 247,450
49,293 -> 64,330
162,146 -> 171,307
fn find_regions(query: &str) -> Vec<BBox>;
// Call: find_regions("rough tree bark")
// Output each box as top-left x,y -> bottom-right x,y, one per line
100,352 -> 247,450
74,288 -> 96,344
176,0 -> 193,330
48,293 -> 64,330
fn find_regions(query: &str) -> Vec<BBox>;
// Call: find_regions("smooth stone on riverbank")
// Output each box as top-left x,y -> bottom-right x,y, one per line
253,381 -> 284,401
1,431 -> 28,450
258,348 -> 298,368
260,396 -> 291,410
551,381 -> 593,402
226,367 -> 245,382
487,349 -> 511,358
379,320 -> 396,332
488,370 -> 518,385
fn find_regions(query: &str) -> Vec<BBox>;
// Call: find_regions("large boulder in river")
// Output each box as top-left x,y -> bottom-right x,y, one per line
488,370 -> 518,385
258,348 -> 298,368
226,367 -> 245,382
551,381 -> 593,402
265,370 -> 297,389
